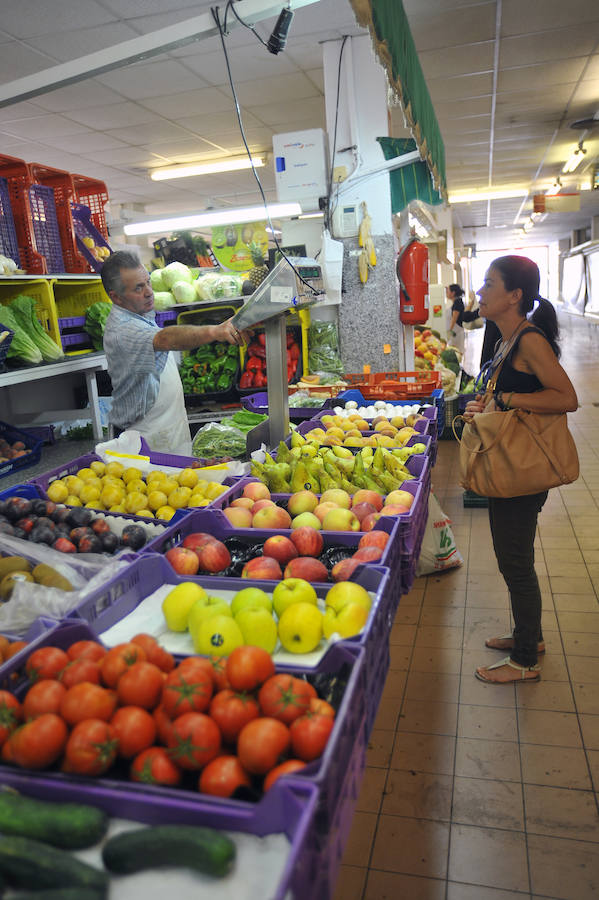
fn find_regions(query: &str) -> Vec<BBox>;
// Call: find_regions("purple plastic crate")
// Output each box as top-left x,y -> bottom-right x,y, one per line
0,176 -> 20,266
0,420 -> 43,480
29,183 -> 64,273
300,413 -> 431,440
71,202 -> 112,273
0,616 -> 65,690
242,391 -> 332,422
0,324 -> 14,372
18,424 -> 56,445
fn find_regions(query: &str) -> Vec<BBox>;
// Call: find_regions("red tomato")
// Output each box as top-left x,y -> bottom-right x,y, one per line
66,640 -> 107,663
131,634 -> 175,673
0,690 -> 22,745
100,643 -> 146,688
111,706 -> 157,758
161,667 -> 213,719
177,656 -> 216,685
263,759 -> 307,792
226,646 -> 275,693
60,682 -> 118,726
117,661 -> 164,710
199,755 -> 251,797
59,658 -> 101,689
237,718 -> 290,775
4,641 -> 27,661
63,719 -> 118,776
167,713 -> 221,770
209,655 -> 230,691
209,690 -> 260,744
131,747 -> 182,787
258,675 -> 316,725
153,704 -> 176,745
0,635 -> 10,661
10,713 -> 68,769
309,698 -> 336,718
25,646 -> 70,683
290,712 -> 335,761
22,680 -> 66,720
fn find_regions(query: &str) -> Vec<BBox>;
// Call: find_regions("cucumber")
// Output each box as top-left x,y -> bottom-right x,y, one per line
0,836 -> 108,894
0,791 -> 108,849
11,891 -> 104,900
102,824 -> 236,877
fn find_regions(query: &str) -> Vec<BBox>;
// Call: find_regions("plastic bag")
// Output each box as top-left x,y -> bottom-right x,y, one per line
308,321 -> 344,383
192,422 -> 247,459
416,493 -> 463,576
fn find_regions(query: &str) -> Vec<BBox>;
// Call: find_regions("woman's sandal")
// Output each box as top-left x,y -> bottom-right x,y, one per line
485,634 -> 545,654
475,656 -> 541,684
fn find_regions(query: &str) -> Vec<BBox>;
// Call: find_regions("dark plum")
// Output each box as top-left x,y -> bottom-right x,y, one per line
51,507 -> 72,525
34,517 -> 56,532
30,525 -> 55,545
100,532 -> 120,554
77,534 -> 103,554
69,526 -> 94,545
67,507 -> 94,527
91,518 -> 111,536
32,499 -> 57,517
120,524 -> 147,551
53,537 -> 77,553
15,517 -> 36,534
3,498 -> 33,521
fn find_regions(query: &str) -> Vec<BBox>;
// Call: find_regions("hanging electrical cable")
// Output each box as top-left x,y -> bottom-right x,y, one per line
324,35 -> 348,232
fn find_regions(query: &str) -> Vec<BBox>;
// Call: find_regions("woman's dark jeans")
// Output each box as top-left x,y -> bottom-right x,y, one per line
488,491 -> 548,667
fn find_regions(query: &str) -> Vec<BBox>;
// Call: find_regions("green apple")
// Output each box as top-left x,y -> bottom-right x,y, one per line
231,587 -> 272,617
324,581 -> 372,613
162,582 -> 207,632
235,607 -> 278,654
323,603 -> 369,639
291,511 -> 322,530
188,597 -> 232,644
278,602 -> 323,654
193,614 -> 244,656
272,578 -> 318,618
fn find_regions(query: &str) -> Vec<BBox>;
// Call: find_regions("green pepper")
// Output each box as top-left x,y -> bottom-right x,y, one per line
217,373 -> 232,390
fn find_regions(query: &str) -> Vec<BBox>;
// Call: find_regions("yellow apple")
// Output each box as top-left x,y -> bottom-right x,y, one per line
323,603 -> 369,639
325,581 -> 372,613
278,602 -> 323,654
162,582 -> 207,631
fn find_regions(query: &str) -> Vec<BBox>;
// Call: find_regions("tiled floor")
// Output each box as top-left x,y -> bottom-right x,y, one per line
333,311 -> 599,900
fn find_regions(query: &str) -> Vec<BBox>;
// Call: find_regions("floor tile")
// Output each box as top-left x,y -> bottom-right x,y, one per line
524,783 -> 599,842
561,631 -> 599,655
528,833 -> 599,899
452,776 -> 524,830
458,705 -> 518,742
390,623 -> 417,646
380,669 -> 407,699
355,766 -> 388,814
579,713 -> 599,749
553,593 -> 599,612
571,681 -> 599,714
332,865 -> 367,900
366,729 -> 395,767
514,680 -> 575,712
423,590 -> 467,608
447,886 -> 531,900
419,606 -> 465,627
459,673 -> 517,708
340,810 -> 379,867
465,590 -> 510,609
454,737 -> 521,782
382,769 -> 453,820
373,695 -> 402,731
586,749 -> 599,790
393,605 -> 422,625
409,646 -> 463,674
364,870 -> 446,900
370,815 -> 450,878
448,824 -> 529,893
389,644 -> 412,670
517,710 -> 582,747
404,671 -> 461,704
398,699 -> 459,736
414,625 -> 464,649
566,655 -> 599,683
520,744 -> 591,789
390,731 -> 456,775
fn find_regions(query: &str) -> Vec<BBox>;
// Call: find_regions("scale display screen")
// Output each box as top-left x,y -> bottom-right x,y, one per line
297,265 -> 321,279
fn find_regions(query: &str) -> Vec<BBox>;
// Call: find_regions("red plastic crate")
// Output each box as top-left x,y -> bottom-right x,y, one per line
0,154 -> 47,273
29,163 -> 89,273
72,173 -> 109,238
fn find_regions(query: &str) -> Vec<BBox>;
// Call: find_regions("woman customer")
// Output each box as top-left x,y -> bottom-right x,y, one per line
447,284 -> 480,352
463,256 -> 578,684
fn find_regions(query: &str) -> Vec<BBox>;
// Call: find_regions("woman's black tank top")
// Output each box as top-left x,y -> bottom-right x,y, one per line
496,326 -> 546,394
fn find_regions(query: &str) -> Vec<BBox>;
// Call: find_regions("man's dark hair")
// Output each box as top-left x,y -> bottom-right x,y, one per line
101,250 -> 142,297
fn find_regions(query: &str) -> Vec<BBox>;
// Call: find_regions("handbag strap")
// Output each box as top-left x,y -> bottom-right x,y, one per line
484,319 -> 528,398
453,408 -> 516,455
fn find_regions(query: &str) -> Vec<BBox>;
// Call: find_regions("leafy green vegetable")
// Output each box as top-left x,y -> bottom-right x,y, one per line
9,295 -> 63,361
192,423 -> 247,459
153,292 -> 176,310
0,304 -> 42,365
440,348 -> 461,375
84,301 -> 111,350
220,410 -> 267,433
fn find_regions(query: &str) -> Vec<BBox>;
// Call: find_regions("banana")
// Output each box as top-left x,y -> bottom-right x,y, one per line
358,249 -> 369,284
384,454 -> 411,481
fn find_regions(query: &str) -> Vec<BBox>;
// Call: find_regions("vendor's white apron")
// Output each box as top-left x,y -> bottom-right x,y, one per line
448,326 -> 465,354
130,353 -> 192,456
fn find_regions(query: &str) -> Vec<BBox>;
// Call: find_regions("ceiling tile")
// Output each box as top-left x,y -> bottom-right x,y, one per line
502,0 -> 599,35
498,59 -> 587,93
571,78 -> 599,104
136,88 -> 233,119
1,114 -> 91,140
33,82 -> 125,113
0,42 -> 55,81
173,110 -> 261,138
97,58 -> 208,99
0,100 -> 48,123
82,147 -> 169,166
230,73 -> 321,107
24,22 -> 139,62
408,4 -> 496,51
101,0 -> 199,15
435,97 -> 491,118
419,40 -> 494,79
0,0 -> 116,39
40,132 -> 129,153
106,121 -> 196,145
500,25 -> 599,68
246,97 -> 325,127
182,44 -> 299,86
585,55 -> 599,80
64,101 -> 163,130
428,73 -> 493,103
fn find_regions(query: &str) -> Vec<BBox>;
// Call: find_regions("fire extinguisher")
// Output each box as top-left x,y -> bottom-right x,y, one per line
397,237 -> 429,325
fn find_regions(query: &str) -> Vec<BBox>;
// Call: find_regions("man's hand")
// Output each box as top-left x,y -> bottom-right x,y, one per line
214,317 -> 252,346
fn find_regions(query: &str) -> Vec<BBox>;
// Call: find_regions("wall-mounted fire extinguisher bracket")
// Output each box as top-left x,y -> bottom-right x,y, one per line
397,237 -> 430,326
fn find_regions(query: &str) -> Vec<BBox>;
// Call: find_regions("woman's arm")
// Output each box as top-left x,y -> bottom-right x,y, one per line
448,309 -> 460,333
503,333 -> 578,413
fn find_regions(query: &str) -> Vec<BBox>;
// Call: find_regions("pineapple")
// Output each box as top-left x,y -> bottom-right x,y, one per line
248,242 -> 269,289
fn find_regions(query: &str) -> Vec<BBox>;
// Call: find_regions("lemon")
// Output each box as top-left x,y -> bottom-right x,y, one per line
156,505 -> 176,521
147,490 -> 168,511
162,582 -> 208,631
146,470 -> 167,485
177,467 -> 199,488
105,461 -> 125,478
136,509 -> 154,518
64,475 -> 85,496
161,478 -> 178,496
79,483 -> 101,504
66,495 -> 82,507
47,480 -> 68,503
126,479 -> 147,494
192,479 -> 209,495
76,467 -> 96,481
109,504 -> 127,513
90,460 -> 106,476
122,467 -> 144,484
168,487 -> 192,509
85,500 -> 104,509
101,485 -> 125,508
188,496 -> 211,508
125,492 -> 148,514
204,482 -> 225,500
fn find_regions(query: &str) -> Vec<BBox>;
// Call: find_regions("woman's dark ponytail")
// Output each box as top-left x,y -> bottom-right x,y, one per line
530,297 -> 560,358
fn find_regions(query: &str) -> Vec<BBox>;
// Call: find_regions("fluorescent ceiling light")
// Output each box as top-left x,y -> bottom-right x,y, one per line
124,203 -> 302,236
151,157 -> 265,181
298,212 -> 324,219
562,144 -> 586,174
448,188 -> 529,203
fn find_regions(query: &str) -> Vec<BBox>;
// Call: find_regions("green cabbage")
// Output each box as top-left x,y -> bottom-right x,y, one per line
150,269 -> 166,291
153,291 -> 176,310
9,294 -> 63,361
0,305 -> 42,364
161,262 -> 193,289
171,281 -> 197,304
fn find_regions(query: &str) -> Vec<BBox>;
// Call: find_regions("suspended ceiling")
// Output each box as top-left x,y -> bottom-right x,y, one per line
0,0 -> 597,250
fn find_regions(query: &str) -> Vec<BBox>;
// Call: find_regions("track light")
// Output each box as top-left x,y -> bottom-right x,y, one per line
562,142 -> 587,174
151,157 -> 265,181
267,6 -> 293,54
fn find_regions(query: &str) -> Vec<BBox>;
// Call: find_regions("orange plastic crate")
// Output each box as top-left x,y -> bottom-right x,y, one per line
72,174 -> 109,239
0,154 -> 46,274
29,163 -> 89,273
343,370 -> 441,400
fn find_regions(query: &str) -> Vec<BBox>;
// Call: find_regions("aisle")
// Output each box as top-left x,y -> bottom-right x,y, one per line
334,310 -> 599,900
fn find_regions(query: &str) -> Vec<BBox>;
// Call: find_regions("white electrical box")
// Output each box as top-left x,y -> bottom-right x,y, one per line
331,202 -> 360,238
273,129 -> 328,211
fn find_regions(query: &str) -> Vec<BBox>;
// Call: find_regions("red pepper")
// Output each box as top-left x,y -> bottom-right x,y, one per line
240,371 -> 253,388
254,372 -> 267,387
286,332 -> 295,348
290,343 -> 300,360
258,333 -> 266,346
246,356 -> 262,371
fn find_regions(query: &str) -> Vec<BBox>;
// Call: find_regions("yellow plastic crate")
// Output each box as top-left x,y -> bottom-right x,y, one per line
177,302 -> 243,363
52,277 -> 110,318
0,278 -> 61,346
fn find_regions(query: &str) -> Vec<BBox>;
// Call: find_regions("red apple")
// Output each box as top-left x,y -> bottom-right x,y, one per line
351,489 -> 383,512
331,558 -> 362,582
287,490 -> 319,516
352,545 -> 384,562
350,501 -> 378,524
165,546 -> 200,576
223,507 -> 253,528
181,532 -> 215,552
322,508 -> 361,532
284,556 -> 329,583
290,526 -> 324,557
263,535 -> 299,567
313,501 -> 338,524
230,497 -> 255,510
252,505 -> 292,530
196,539 -> 231,573
241,556 -> 283,580
320,488 -> 351,509
251,498 -> 276,514
385,489 -> 414,509
381,504 -> 411,517
358,530 -> 390,550
243,481 -> 271,501
361,512 -> 382,531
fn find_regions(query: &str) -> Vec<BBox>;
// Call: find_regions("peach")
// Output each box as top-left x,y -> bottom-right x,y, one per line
251,498 -> 276,514
313,501 -> 339,524
287,490 -> 319,516
320,488 -> 351,509
230,497 -> 255,510
385,489 -> 414,509
381,504 -> 411,517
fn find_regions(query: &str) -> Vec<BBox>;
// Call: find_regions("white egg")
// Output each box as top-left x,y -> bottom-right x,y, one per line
345,400 -> 358,409
333,406 -> 343,415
